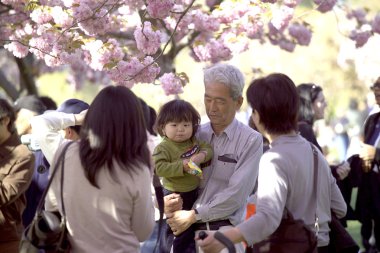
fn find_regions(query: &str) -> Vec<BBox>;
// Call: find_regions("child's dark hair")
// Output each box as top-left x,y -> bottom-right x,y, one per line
155,99 -> 200,138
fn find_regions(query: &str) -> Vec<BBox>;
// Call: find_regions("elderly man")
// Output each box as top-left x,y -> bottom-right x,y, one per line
0,98 -> 34,253
165,63 -> 263,253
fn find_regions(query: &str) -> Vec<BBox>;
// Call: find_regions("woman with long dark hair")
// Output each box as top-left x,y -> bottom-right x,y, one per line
46,86 -> 155,252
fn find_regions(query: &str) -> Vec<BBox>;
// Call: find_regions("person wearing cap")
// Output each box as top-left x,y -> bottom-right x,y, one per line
14,95 -> 47,136
0,98 -> 34,253
13,95 -> 50,228
22,98 -> 89,227
355,77 -> 380,252
30,98 -> 89,165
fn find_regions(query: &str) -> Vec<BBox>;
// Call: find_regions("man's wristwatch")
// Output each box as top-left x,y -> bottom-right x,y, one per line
194,209 -> 201,221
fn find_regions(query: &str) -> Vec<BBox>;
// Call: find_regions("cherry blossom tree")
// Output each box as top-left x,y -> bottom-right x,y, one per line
0,0 -> 379,98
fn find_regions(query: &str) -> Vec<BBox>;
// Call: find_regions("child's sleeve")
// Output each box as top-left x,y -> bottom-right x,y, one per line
153,144 -> 185,177
198,140 -> 213,162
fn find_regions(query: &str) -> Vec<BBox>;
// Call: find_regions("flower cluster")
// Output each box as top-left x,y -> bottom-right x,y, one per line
107,56 -> 161,88
1,0 -> 379,94
159,73 -> 184,95
147,0 -> 174,19
313,0 -> 337,13
134,22 -> 162,55
288,23 -> 312,46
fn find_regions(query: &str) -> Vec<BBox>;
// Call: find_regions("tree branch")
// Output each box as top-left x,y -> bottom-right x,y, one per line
0,69 -> 19,100
14,55 -> 38,95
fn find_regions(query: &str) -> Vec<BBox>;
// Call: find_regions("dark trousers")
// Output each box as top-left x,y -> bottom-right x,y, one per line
318,246 -> 329,253
164,188 -> 198,253
361,217 -> 380,250
357,172 -> 380,251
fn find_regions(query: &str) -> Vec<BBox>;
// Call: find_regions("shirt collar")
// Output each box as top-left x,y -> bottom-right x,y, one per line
0,132 -> 21,158
204,118 -> 238,142
270,133 -> 299,148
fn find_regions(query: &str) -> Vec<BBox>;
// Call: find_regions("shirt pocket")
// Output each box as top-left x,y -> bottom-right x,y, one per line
211,154 -> 237,185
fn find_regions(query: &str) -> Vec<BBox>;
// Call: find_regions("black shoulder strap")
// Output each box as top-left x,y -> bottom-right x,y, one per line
310,142 -> 319,235
35,142 -> 74,215
152,174 -> 169,253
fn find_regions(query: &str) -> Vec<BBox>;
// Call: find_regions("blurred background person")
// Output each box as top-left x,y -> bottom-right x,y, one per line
355,77 -> 380,253
25,98 -> 89,233
12,95 -> 51,228
14,95 -> 46,137
297,83 -> 355,226
39,96 -> 57,111
0,98 -> 34,253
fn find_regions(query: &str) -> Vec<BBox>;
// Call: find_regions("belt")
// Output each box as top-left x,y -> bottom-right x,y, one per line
194,220 -> 232,230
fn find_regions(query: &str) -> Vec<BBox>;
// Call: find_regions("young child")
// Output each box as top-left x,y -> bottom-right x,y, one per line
153,99 -> 213,253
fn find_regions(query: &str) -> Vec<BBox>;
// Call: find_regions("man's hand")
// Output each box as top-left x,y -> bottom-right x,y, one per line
336,161 -> 350,180
191,152 -> 206,165
359,143 -> 376,172
359,143 -> 376,161
167,210 -> 196,236
197,227 -> 244,253
196,231 -> 224,253
164,193 -> 182,217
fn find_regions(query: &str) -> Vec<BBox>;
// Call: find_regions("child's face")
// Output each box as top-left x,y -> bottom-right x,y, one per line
163,121 -> 193,142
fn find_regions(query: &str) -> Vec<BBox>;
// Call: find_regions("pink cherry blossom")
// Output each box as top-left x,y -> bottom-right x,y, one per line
349,29 -> 372,48
372,14 -> 380,34
4,40 -> 29,58
279,39 -> 296,52
30,8 -> 53,24
283,0 -> 301,8
314,0 -> 337,13
134,21 -> 162,55
1,0 -> 378,95
193,38 -> 232,63
146,0 -> 174,19
288,23 -> 312,46
159,73 -> 184,95
346,8 -> 367,24
270,6 -> 294,33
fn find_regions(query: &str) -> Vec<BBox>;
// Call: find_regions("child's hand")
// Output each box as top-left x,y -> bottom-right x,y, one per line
182,159 -> 191,173
190,152 -> 206,166
187,160 -> 203,178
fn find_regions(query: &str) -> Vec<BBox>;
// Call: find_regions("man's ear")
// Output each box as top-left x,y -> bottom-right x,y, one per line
67,128 -> 73,138
236,96 -> 243,110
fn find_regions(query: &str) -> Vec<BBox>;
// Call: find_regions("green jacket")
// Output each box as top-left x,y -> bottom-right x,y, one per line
153,137 -> 212,192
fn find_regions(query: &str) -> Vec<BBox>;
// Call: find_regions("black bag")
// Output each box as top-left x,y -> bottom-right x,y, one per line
328,214 -> 359,253
20,142 -> 73,253
250,211 -> 318,253
152,174 -> 170,253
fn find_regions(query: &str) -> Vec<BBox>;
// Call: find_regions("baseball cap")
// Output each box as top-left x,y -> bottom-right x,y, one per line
57,99 -> 89,114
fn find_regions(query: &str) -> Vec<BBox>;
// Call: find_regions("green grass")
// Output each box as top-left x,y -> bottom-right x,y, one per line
347,220 -> 362,249
346,188 -> 363,251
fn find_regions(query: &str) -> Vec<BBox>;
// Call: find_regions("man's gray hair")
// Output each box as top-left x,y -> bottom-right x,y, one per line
203,63 -> 245,100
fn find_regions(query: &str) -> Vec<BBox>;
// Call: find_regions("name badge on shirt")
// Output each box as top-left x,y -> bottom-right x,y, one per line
180,145 -> 200,159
